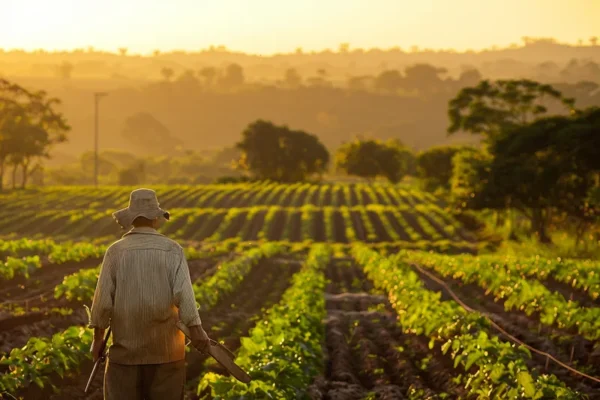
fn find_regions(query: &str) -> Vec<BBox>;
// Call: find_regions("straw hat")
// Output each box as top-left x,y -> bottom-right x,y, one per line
113,188 -> 170,229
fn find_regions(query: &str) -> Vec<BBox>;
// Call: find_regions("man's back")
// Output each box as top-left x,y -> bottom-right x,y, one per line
89,188 -> 207,400
89,226 -> 201,364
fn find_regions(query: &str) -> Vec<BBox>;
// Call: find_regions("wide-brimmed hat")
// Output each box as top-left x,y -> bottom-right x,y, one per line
113,188 -> 170,229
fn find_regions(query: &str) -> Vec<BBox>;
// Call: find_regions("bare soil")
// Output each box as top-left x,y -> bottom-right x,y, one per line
310,260 -> 465,399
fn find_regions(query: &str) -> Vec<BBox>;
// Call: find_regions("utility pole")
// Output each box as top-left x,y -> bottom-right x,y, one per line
94,92 -> 108,187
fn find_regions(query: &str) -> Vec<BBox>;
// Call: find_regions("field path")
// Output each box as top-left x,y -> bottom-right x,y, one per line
310,259 -> 465,399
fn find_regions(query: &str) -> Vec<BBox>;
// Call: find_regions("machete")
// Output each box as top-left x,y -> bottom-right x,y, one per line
176,321 -> 251,384
85,327 -> 111,393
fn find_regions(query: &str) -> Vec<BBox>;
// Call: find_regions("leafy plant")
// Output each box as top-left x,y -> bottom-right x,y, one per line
199,244 -> 331,398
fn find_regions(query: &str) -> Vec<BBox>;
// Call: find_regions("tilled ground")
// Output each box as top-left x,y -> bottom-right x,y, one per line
540,276 -> 600,309
0,258 -> 102,302
36,257 -> 301,400
412,265 -> 600,398
310,260 -> 465,400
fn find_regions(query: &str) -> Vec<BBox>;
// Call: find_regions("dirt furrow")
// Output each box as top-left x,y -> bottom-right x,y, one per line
311,260 -> 463,399
0,258 -> 102,302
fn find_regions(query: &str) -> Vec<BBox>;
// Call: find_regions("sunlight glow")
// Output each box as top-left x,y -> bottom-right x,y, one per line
4,0 -> 600,54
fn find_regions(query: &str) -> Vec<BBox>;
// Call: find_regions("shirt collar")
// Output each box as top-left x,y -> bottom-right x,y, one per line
123,226 -> 164,237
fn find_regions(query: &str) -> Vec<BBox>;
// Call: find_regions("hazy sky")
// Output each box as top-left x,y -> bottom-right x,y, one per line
4,0 -> 599,55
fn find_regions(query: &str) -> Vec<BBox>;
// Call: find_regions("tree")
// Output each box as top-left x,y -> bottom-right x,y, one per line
199,67 -> 217,87
374,70 -> 403,93
0,79 -> 70,189
175,69 -> 200,89
338,43 -> 350,53
118,47 -> 128,57
283,68 -> 302,88
451,107 -> 600,243
448,79 -> 575,142
417,146 -> 464,191
591,37 -> 598,46
57,61 -> 73,80
121,112 -> 181,155
335,139 -> 414,182
218,64 -> 244,89
403,63 -> 447,94
378,143 -> 416,183
335,140 -> 380,180
457,68 -> 482,88
160,67 -> 174,82
236,120 -> 329,182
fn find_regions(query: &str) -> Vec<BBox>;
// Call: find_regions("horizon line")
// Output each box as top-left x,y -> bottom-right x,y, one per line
2,37 -> 598,58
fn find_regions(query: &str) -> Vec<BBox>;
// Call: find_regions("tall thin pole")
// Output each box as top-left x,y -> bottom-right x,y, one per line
94,94 -> 99,187
93,92 -> 107,187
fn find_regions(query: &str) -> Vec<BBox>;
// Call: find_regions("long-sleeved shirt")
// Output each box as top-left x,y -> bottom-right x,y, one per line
89,226 -> 201,365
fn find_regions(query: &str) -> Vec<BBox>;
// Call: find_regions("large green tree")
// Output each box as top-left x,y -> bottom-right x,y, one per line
236,120 -> 329,182
417,146 -> 465,191
448,79 -> 576,141
451,107 -> 600,243
335,138 -> 415,183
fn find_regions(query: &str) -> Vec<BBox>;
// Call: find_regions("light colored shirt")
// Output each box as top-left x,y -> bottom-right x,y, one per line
89,226 -> 202,365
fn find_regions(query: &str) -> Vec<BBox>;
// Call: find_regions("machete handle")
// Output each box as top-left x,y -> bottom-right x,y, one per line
84,328 -> 111,393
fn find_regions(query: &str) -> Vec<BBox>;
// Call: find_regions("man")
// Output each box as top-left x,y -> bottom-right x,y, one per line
89,188 -> 210,399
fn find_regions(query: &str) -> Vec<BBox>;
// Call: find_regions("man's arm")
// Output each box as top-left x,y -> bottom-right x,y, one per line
89,248 -> 115,360
173,247 -> 202,326
173,247 -> 209,350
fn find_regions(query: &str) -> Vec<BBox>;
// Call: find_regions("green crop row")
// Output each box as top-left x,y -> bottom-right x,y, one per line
199,244 -> 331,398
351,245 -> 582,399
0,255 -> 42,280
0,326 -> 92,394
488,255 -> 599,301
0,238 -> 57,259
0,183 -> 438,212
0,240 -> 106,281
408,252 -> 600,341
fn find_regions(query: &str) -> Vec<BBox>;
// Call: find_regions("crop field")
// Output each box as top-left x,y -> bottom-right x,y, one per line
0,184 -> 599,399
0,184 -> 475,252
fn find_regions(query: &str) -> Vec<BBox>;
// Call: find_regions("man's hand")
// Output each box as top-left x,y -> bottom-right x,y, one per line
90,327 -> 106,362
91,337 -> 104,362
189,325 -> 210,353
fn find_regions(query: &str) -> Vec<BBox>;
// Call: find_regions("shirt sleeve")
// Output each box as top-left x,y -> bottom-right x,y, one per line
172,247 -> 202,327
89,247 -> 116,329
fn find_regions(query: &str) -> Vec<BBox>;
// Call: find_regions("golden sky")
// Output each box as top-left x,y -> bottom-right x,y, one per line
4,0 -> 599,54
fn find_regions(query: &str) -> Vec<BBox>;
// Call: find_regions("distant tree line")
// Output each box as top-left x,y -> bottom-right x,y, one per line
4,36 -> 600,85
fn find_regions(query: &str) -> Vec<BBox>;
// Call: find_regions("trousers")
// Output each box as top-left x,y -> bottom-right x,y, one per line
104,359 -> 186,400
